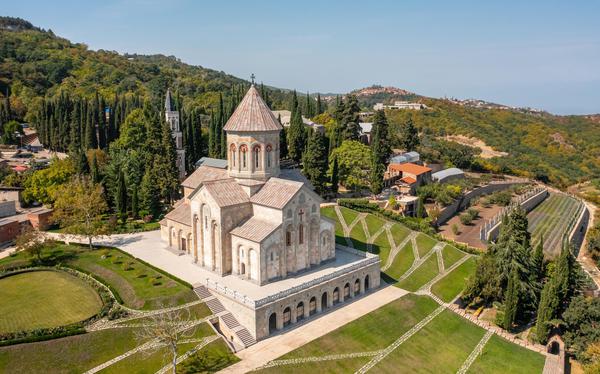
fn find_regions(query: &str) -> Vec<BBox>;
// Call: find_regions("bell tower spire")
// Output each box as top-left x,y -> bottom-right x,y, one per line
164,88 -> 186,180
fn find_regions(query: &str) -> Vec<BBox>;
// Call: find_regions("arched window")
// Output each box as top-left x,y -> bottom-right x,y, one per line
266,144 -> 273,168
240,144 -> 248,168
298,224 -> 304,245
286,226 -> 292,247
312,204 -> 317,213
253,145 -> 261,169
229,144 -> 237,167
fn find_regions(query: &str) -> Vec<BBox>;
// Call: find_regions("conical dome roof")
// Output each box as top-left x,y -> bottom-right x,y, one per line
223,85 -> 283,132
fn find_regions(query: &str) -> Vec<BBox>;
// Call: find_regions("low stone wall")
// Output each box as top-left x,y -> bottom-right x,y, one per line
0,201 -> 16,218
482,188 -> 548,242
435,181 -> 528,226
568,204 -> 589,257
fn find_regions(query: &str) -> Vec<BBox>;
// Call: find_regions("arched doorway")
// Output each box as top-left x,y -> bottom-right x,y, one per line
333,287 -> 340,305
296,302 -> 305,321
309,297 -> 317,316
240,263 -> 246,276
283,307 -> 291,327
321,292 -> 328,310
344,283 -> 351,299
354,279 -> 361,294
268,313 -> 277,334
181,236 -> 186,252
365,275 -> 370,291
549,341 -> 560,355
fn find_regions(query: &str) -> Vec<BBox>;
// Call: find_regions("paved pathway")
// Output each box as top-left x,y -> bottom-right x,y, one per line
381,231 -> 416,272
456,330 -> 493,374
219,285 -> 408,374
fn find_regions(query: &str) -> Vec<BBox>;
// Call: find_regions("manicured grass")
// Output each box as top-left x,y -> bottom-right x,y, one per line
373,309 -> 486,373
116,303 -> 212,327
0,328 -> 141,373
280,294 -> 438,358
384,241 -> 415,280
441,245 -> 467,269
0,244 -> 197,310
396,253 -> 439,291
100,323 -> 215,374
431,257 -> 477,302
364,214 -> 385,237
349,223 -> 369,252
467,335 -> 545,374
390,223 -> 410,247
339,206 -> 359,227
178,339 -> 241,374
0,270 -> 102,334
371,230 -> 392,265
255,357 -> 370,373
415,233 -> 437,257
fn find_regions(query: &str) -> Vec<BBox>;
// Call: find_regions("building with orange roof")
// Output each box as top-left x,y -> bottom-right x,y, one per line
386,162 -> 432,195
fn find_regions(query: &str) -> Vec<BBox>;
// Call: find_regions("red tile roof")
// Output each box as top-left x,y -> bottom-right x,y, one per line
399,176 -> 417,185
388,163 -> 431,176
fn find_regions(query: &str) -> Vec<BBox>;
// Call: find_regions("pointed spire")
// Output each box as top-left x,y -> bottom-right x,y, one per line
223,85 -> 282,132
165,88 -> 173,111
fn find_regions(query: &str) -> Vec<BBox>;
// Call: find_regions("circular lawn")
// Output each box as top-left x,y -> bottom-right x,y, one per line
0,270 -> 103,334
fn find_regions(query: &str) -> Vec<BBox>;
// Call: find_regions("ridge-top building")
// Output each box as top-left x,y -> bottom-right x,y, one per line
165,88 -> 186,179
160,84 -> 380,348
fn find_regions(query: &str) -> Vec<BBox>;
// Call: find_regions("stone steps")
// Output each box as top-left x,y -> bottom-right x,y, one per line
221,312 -> 240,329
193,285 -> 213,300
205,297 -> 225,314
236,328 -> 257,347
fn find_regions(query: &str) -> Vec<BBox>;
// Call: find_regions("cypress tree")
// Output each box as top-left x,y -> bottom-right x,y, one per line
316,93 -> 323,115
503,267 -> 520,330
90,153 -> 100,183
287,108 -> 307,163
77,151 -> 89,175
330,156 -> 339,194
369,161 -> 385,195
399,117 -> 420,152
139,167 -> 160,218
116,169 -> 128,223
131,188 -> 138,219
302,130 -> 328,194
279,125 -> 288,159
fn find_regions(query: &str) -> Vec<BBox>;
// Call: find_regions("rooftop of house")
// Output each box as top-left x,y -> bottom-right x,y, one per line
388,162 -> 432,176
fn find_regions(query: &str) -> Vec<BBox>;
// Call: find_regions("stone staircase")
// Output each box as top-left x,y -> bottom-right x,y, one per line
193,285 -> 257,349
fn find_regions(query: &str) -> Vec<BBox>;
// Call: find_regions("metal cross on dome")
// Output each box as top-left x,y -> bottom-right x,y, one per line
250,73 -> 255,85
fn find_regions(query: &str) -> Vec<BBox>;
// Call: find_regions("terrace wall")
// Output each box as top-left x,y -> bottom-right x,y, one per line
569,204 -> 589,256
435,180 -> 527,226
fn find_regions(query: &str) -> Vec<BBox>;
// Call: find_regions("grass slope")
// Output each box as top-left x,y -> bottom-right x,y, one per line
390,223 -> 411,247
371,230 -> 393,265
339,207 -> 359,228
372,309 -> 485,373
467,335 -> 545,374
441,245 -> 466,269
415,233 -> 437,257
0,270 -> 102,333
431,257 -> 477,302
384,242 -> 415,280
396,253 -> 439,291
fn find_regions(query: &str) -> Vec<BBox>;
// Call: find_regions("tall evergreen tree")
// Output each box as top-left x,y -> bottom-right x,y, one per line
330,156 -> 339,194
287,107 -> 307,163
131,188 -> 138,219
399,117 -> 420,152
116,169 -> 128,223
302,130 -> 328,194
90,153 -> 100,183
279,124 -> 288,159
503,267 -> 520,330
139,167 -> 160,218
316,93 -> 323,115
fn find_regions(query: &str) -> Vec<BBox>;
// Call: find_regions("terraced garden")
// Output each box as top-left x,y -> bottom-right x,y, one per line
254,294 -> 545,374
527,192 -> 584,256
321,206 -> 473,302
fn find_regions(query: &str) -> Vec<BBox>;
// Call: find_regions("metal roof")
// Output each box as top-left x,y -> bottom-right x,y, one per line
194,157 -> 228,169
432,168 -> 464,181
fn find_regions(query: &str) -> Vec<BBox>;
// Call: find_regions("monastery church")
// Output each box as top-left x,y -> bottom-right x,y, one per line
160,84 -> 380,346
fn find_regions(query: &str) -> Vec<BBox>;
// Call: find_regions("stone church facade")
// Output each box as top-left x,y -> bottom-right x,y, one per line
160,85 -> 380,344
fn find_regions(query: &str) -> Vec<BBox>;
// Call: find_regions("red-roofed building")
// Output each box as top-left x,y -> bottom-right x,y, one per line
386,162 -> 432,194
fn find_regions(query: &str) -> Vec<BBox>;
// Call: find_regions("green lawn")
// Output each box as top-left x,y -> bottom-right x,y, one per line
415,233 -> 437,257
390,223 -> 410,247
371,230 -> 392,265
372,309 -> 486,373
99,323 -> 216,374
321,207 -> 347,246
339,206 -> 359,227
467,335 -> 545,374
349,224 -> 368,251
384,241 -> 415,280
431,257 -> 477,302
0,328 -> 141,373
282,294 -> 438,358
0,244 -> 197,310
364,214 -> 385,237
0,271 -> 102,334
178,339 -> 241,374
396,253 -> 439,291
441,245 -> 467,269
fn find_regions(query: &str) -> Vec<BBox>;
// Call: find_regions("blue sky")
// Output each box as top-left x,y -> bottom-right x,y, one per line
4,0 -> 600,114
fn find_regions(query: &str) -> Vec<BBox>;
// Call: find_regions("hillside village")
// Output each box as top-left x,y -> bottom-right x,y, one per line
0,13 -> 599,374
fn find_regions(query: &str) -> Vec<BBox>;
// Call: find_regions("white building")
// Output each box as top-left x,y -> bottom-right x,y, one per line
165,89 -> 186,179
160,85 -> 380,348
373,101 -> 427,111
